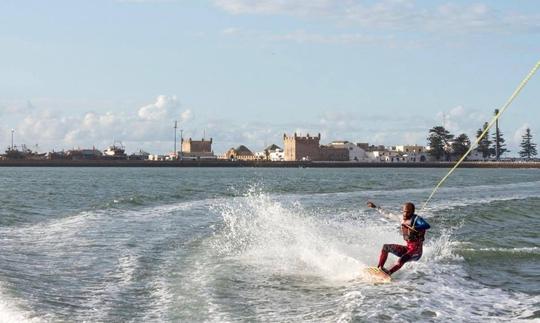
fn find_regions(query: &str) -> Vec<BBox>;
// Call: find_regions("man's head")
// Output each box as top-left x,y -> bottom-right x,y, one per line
402,202 -> 415,219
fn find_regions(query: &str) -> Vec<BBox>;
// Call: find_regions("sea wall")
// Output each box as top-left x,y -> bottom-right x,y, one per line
0,160 -> 539,168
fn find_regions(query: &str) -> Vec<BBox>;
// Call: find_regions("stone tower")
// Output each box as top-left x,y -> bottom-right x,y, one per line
181,138 -> 212,154
283,133 -> 321,161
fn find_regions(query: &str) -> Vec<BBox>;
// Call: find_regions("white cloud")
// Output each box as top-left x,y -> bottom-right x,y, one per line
435,105 -> 489,137
115,0 -> 175,3
448,105 -> 465,118
271,30 -> 395,45
0,95 -> 195,154
180,109 -> 193,123
19,114 -> 68,141
222,27 -> 240,35
2,97 -> 532,156
3,102 -> 433,154
138,95 -> 180,121
0,101 -> 36,115
214,0 -> 337,16
403,131 -> 425,145
221,27 -> 423,47
319,111 -> 355,125
370,131 -> 389,145
513,123 -> 531,147
215,0 -> 540,34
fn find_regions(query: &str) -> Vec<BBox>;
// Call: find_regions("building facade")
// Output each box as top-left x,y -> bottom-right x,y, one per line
283,133 -> 321,161
367,149 -> 403,162
269,149 -> 285,161
181,138 -> 215,159
328,141 -> 368,161
319,145 -> 349,161
254,144 -> 282,160
394,145 -> 429,162
467,149 -> 487,161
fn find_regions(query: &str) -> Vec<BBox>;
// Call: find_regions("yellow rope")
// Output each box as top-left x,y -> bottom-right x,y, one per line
420,60 -> 540,212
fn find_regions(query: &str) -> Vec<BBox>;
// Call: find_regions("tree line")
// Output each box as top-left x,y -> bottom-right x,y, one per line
427,109 -> 537,161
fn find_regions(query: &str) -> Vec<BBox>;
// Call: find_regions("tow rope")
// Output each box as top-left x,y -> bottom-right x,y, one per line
420,60 -> 540,212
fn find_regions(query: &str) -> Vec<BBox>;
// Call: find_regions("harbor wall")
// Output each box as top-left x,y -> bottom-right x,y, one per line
0,160 -> 539,168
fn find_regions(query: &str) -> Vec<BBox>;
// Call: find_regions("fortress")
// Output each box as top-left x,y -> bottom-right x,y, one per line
283,133 -> 321,161
181,138 -> 214,158
283,133 -> 352,161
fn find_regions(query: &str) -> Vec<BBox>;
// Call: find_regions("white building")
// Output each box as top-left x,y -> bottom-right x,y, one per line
467,148 -> 488,161
148,154 -> 166,161
363,144 -> 429,162
327,141 -> 369,162
269,149 -> 285,161
255,144 -> 284,161
368,149 -> 407,162
394,145 -> 429,162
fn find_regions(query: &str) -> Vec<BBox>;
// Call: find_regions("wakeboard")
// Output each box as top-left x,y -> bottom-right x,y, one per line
362,267 -> 392,283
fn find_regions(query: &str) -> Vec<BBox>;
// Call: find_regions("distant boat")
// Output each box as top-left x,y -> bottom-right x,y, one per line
103,143 -> 127,160
2,145 -> 45,160
128,150 -> 150,160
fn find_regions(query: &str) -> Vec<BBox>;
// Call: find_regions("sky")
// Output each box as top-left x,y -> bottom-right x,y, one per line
0,0 -> 539,155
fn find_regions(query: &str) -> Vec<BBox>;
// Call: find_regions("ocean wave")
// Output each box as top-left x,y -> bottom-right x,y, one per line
168,189 -> 538,322
1,178 -> 539,322
0,282 -> 44,323
261,180 -> 540,217
460,246 -> 540,254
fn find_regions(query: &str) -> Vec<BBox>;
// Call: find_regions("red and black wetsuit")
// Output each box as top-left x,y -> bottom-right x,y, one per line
377,215 -> 426,274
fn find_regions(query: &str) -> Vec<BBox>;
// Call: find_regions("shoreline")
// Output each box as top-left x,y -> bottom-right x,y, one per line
0,160 -> 539,168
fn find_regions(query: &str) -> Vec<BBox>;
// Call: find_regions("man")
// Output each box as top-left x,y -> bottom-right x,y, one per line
367,201 -> 430,276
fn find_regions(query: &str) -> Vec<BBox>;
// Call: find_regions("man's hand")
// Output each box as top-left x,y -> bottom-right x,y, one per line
367,201 -> 377,209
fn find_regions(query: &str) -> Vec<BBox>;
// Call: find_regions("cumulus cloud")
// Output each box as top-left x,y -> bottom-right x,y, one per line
0,102 -> 425,154
138,95 -> 181,121
19,113 -> 70,141
0,95 -> 196,154
1,96 -> 531,156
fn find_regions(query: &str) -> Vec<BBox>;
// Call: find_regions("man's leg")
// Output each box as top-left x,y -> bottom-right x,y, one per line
388,251 -> 421,274
378,244 -> 407,269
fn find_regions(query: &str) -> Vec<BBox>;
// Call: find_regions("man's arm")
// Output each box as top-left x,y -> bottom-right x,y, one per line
367,201 -> 400,222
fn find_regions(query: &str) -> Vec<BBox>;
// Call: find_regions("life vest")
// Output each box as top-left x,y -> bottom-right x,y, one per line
401,214 -> 430,242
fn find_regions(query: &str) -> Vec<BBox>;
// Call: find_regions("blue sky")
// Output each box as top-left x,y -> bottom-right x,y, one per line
0,0 -> 539,155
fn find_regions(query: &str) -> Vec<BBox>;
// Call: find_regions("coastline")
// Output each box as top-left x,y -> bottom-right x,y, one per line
0,160 -> 539,168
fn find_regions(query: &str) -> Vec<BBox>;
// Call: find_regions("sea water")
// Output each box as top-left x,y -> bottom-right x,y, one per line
0,167 -> 538,322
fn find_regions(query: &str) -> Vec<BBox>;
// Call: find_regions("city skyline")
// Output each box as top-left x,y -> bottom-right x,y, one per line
1,0 -> 539,155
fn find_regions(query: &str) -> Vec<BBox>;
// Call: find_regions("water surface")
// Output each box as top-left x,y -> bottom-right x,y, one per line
0,167 -> 538,322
